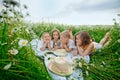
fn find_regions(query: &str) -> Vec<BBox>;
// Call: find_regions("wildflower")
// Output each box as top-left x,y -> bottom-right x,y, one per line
117,39 -> 120,43
18,39 -> 28,47
8,48 -> 18,55
69,76 -> 75,80
78,72 -> 83,78
102,61 -> 106,65
100,65 -> 103,67
90,63 -> 95,67
118,58 -> 120,61
8,35 -> 12,37
25,29 -> 30,34
22,26 -> 27,28
3,62 -> 12,70
85,70 -> 89,76
11,27 -> 20,33
79,62 -> 82,67
87,66 -> 89,69
115,52 -> 118,55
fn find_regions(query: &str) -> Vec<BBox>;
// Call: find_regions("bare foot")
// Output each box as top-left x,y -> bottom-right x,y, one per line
104,32 -> 110,39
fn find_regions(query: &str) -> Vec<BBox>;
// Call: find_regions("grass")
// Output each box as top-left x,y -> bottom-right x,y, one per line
0,21 -> 120,80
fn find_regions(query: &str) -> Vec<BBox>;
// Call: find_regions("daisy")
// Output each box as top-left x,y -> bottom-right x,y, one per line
8,48 -> 18,55
18,39 -> 28,47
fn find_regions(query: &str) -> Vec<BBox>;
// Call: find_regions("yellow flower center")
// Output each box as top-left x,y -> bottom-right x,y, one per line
22,41 -> 26,45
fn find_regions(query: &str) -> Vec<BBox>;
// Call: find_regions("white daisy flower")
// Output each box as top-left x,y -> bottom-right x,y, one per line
18,39 -> 28,47
8,49 -> 18,55
3,62 -> 12,70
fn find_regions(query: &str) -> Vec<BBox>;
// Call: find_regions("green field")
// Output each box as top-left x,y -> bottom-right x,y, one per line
0,0 -> 120,79
0,21 -> 120,80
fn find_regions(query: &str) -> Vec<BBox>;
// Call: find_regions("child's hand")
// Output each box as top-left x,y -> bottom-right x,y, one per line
73,50 -> 78,56
54,46 -> 58,50
78,47 -> 84,55
63,44 -> 67,48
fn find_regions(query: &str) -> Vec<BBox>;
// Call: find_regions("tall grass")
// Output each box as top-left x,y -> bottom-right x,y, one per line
31,22 -> 120,80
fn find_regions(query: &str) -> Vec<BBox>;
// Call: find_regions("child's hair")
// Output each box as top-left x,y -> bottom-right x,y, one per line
74,31 -> 91,46
51,29 -> 60,40
74,32 -> 81,46
41,32 -> 50,38
61,30 -> 70,38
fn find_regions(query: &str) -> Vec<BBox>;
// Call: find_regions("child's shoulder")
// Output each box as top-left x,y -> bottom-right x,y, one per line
69,39 -> 74,43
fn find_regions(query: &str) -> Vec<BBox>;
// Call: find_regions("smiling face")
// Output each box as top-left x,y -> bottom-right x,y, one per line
60,34 -> 69,44
53,31 -> 59,41
75,34 -> 82,46
42,33 -> 51,42
75,31 -> 91,46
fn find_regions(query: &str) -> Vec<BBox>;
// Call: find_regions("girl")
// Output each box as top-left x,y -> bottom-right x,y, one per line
37,32 -> 53,51
73,31 -> 110,63
51,29 -> 61,50
60,30 -> 75,52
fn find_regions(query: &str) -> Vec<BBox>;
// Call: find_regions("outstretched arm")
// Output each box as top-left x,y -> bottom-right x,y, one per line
64,45 -> 72,52
79,43 -> 94,56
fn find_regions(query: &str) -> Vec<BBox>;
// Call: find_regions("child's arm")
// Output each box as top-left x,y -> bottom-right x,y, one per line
40,42 -> 47,51
80,43 -> 94,56
64,45 -> 72,52
54,46 -> 61,50
47,42 -> 52,50
73,48 -> 79,56
99,32 -> 110,46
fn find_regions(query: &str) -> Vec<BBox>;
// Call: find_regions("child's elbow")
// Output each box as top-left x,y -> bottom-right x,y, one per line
40,48 -> 45,51
66,49 -> 71,52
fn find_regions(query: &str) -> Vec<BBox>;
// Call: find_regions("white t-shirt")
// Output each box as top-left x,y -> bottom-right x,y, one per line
67,39 -> 75,49
37,40 -> 53,52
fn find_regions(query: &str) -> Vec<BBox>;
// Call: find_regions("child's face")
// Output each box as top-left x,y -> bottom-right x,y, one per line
60,35 -> 69,44
76,34 -> 82,46
53,31 -> 59,40
42,33 -> 51,41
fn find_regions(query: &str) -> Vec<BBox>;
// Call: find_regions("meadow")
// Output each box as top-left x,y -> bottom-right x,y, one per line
0,0 -> 120,79
0,21 -> 120,80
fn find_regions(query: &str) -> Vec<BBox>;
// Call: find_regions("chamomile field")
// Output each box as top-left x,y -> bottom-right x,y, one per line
0,0 -> 120,80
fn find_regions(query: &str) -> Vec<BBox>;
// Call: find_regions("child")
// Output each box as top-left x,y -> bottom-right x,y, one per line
37,32 -> 53,51
51,29 -> 61,50
73,31 -> 110,61
60,31 -> 75,52
68,27 -> 73,39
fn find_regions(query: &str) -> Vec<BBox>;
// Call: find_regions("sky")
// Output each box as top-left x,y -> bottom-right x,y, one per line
0,0 -> 120,25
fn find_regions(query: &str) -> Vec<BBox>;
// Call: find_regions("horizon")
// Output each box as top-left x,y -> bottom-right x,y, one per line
0,0 -> 120,25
